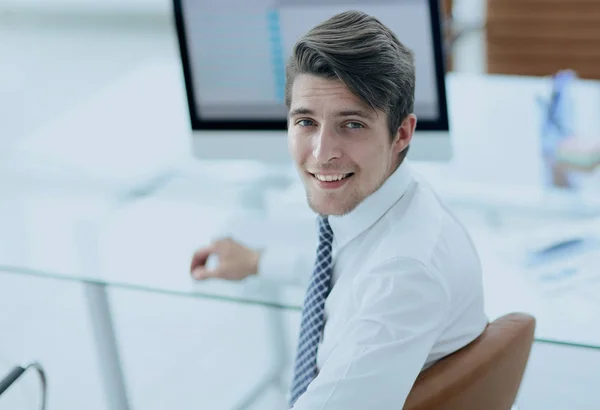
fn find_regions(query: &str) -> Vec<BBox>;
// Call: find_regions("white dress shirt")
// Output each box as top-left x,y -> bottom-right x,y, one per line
259,162 -> 488,409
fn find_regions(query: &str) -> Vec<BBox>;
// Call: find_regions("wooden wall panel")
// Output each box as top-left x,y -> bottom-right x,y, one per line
486,0 -> 600,79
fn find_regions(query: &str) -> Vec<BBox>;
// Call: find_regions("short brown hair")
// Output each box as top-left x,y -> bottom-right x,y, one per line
285,10 -> 415,149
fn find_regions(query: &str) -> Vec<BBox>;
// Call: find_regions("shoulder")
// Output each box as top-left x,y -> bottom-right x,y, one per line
368,177 -> 482,291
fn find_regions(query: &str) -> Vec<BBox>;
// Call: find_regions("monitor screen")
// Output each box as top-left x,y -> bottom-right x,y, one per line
174,0 -> 448,132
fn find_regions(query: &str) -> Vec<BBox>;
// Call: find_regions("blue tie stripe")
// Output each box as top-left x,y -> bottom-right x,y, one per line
289,216 -> 334,407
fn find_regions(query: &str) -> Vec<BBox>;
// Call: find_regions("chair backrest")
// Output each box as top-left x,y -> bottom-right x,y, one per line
403,312 -> 536,410
486,0 -> 600,79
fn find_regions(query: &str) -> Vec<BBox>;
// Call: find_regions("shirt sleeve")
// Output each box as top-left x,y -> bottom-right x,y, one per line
257,244 -> 315,287
291,257 -> 451,410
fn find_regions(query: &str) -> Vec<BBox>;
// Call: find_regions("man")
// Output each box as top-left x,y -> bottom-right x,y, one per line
190,10 -> 487,409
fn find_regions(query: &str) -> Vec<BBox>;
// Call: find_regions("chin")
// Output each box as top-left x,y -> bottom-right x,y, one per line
301,173 -> 364,216
307,193 -> 360,216
308,203 -> 343,216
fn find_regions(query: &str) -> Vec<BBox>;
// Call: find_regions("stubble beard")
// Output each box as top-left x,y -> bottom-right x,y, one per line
305,185 -> 363,216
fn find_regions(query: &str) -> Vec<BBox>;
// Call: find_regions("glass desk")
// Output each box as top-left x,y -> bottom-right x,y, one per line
3,58 -> 600,409
2,160 -> 600,410
0,163 -> 306,410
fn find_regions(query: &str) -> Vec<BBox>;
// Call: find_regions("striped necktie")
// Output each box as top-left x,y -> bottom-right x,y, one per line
289,216 -> 334,407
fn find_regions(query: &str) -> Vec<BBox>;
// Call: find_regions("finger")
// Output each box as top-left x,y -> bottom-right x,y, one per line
190,245 -> 215,272
191,266 -> 221,280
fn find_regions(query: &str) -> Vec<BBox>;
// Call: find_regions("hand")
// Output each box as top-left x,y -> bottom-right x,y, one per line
190,237 -> 261,281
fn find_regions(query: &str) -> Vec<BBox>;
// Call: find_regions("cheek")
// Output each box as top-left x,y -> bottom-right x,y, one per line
350,144 -> 392,186
288,134 -> 300,159
346,141 -> 386,170
289,133 -> 311,162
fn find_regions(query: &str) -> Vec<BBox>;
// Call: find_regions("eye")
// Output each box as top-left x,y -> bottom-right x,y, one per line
344,122 -> 364,129
296,119 -> 315,127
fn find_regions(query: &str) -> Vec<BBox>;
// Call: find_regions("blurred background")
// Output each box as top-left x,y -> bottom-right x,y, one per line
1,0 -> 600,409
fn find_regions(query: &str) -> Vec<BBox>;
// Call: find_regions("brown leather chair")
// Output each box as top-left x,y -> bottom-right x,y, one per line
403,312 -> 536,410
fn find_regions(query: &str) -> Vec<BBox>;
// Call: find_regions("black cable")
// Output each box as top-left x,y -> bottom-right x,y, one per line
0,362 -> 47,410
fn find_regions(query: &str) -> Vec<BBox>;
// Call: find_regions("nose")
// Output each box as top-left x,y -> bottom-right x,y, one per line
312,126 -> 342,162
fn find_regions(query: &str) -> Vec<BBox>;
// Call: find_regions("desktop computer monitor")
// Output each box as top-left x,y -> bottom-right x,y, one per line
173,0 -> 451,164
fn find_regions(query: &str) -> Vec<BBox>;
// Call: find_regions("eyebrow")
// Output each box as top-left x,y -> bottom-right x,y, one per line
288,107 -> 315,118
336,110 -> 376,121
288,107 -> 375,121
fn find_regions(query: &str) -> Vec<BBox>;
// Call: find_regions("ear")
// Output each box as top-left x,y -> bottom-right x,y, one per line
391,114 -> 417,155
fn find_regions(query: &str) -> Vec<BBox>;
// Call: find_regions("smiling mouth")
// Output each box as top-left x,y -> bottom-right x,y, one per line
308,172 -> 354,189
310,172 -> 353,181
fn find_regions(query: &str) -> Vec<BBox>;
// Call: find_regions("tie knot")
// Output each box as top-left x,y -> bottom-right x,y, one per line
318,216 -> 334,245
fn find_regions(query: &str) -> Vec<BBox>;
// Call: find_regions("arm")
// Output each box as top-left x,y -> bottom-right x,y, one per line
257,243 -> 315,287
291,258 -> 451,410
190,236 -> 315,287
258,215 -> 318,286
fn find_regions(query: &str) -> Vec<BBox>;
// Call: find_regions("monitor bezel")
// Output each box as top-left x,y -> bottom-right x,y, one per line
172,0 -> 450,132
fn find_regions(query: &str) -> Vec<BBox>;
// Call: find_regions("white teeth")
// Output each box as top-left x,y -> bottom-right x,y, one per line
315,174 -> 347,182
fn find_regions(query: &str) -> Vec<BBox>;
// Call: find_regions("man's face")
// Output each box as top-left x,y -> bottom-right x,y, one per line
288,74 -> 415,216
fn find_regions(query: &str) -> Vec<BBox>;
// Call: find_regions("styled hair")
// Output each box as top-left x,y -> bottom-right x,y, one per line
285,10 -> 415,146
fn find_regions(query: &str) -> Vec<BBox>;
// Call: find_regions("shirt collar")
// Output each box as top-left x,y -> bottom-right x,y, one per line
328,162 -> 414,249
